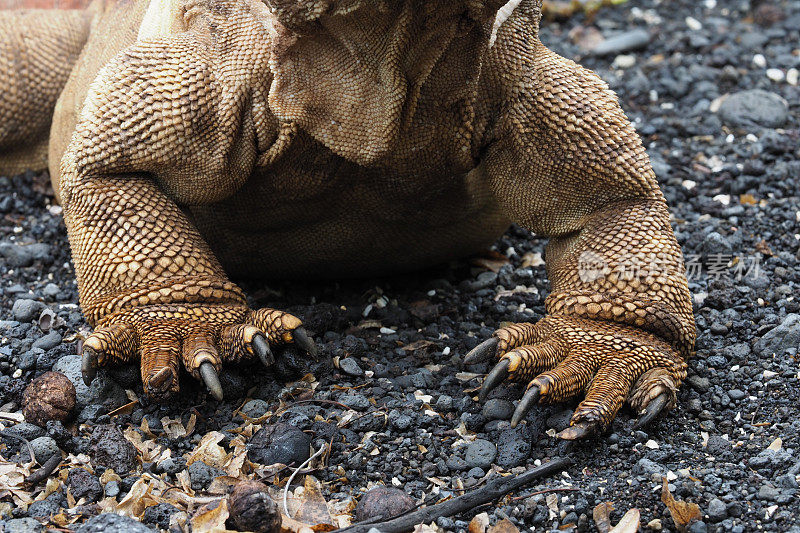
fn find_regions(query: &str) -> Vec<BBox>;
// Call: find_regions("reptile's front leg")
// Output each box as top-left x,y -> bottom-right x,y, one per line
59,3 -> 314,400
473,15 -> 695,438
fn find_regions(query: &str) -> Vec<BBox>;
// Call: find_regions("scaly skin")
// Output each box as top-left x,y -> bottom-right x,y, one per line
0,0 -> 695,437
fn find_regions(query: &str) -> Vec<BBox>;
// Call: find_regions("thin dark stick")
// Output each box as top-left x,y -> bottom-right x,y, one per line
510,486 -> 580,501
24,453 -> 62,487
335,456 -> 571,533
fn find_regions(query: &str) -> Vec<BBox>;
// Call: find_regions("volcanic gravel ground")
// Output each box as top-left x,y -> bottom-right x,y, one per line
1,0 -> 799,531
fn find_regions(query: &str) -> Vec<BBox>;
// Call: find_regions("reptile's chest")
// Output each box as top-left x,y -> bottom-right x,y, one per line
187,131 -> 509,278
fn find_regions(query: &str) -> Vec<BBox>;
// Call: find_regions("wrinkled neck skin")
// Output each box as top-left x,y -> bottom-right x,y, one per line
261,0 -> 522,165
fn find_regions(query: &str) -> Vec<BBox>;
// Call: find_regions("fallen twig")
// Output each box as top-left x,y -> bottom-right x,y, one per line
24,453 -> 62,487
335,456 -> 571,533
510,486 -> 580,501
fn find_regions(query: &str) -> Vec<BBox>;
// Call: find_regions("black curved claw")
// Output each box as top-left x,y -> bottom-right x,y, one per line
634,392 -> 670,429
479,359 -> 510,401
149,367 -> 174,394
252,334 -> 274,367
556,420 -> 599,440
292,327 -> 318,359
81,346 -> 98,386
510,385 -> 540,427
199,362 -> 223,401
464,337 -> 500,365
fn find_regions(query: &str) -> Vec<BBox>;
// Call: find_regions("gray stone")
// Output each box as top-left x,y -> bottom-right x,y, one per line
11,299 -> 46,323
339,392 -> 370,411
339,357 -> 364,376
0,243 -> 51,268
758,484 -> 779,501
482,398 -> 514,420
248,422 -> 311,466
29,436 -> 59,464
4,517 -> 45,533
701,232 -> 732,256
52,354 -> 127,410
241,399 -> 269,419
755,314 -> 800,356
591,29 -> 651,56
687,375 -> 710,392
1,423 -> 46,443
718,90 -> 789,129
707,498 -> 727,522
75,513 -> 154,533
465,439 -> 497,469
32,332 -> 62,351
187,461 -> 224,490
634,457 -> 665,477
496,426 -> 531,468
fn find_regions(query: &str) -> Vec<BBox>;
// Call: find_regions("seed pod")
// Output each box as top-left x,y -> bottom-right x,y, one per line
228,480 -> 281,533
23,371 -> 76,427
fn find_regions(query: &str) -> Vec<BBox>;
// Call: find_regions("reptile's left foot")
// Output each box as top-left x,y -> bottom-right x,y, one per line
80,306 -> 317,400
466,315 -> 687,439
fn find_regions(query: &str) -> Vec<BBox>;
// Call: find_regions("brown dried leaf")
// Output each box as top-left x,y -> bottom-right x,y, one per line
471,252 -> 510,273
661,477 -> 701,532
593,501 -> 615,533
291,476 -> 336,531
755,240 -> 774,257
187,431 -> 230,470
521,252 -> 545,268
281,513 -> 316,533
488,518 -> 520,533
609,509 -> 640,533
191,498 -> 232,533
739,193 -> 758,205
403,339 -> 435,352
468,512 -> 490,533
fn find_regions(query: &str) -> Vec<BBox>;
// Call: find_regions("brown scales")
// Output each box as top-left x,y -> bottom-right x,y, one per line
0,0 -> 695,438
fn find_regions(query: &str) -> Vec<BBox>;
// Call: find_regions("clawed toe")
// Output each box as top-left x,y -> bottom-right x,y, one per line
556,420 -> 599,440
292,327 -> 318,358
633,392 -> 670,429
81,345 -> 98,386
199,362 -> 223,401
465,337 -> 499,364
479,359 -> 510,400
252,334 -> 273,367
510,385 -> 540,427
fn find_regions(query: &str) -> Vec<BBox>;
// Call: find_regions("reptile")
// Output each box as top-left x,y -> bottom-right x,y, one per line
0,0 -> 695,439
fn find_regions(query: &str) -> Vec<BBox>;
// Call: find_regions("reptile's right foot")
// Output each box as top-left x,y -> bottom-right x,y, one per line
80,305 -> 317,400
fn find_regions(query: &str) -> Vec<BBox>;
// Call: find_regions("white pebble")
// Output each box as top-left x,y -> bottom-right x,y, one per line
704,0 -> 716,7
787,68 -> 799,86
682,180 -> 697,190
766,68 -> 784,82
753,54 -> 767,68
712,194 -> 731,206
612,54 -> 636,69
427,289 -> 436,296
379,327 -> 396,334
645,439 -> 659,449
442,346 -> 450,356
685,16 -> 702,30
13,369 -> 22,378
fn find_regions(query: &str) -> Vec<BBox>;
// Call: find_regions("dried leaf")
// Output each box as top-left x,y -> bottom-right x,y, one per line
766,437 -> 782,452
546,493 -> 559,520
471,256 -> 510,273
661,477 -> 701,532
187,432 -> 230,470
191,498 -> 232,533
521,252 -> 544,268
289,476 -> 336,531
403,339 -> 435,352
593,501 -> 615,533
115,477 -> 151,518
609,509 -> 640,533
468,512 -> 490,533
488,518 -> 520,533
739,193 -> 757,205
281,513 -> 317,533
755,240 -> 774,256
